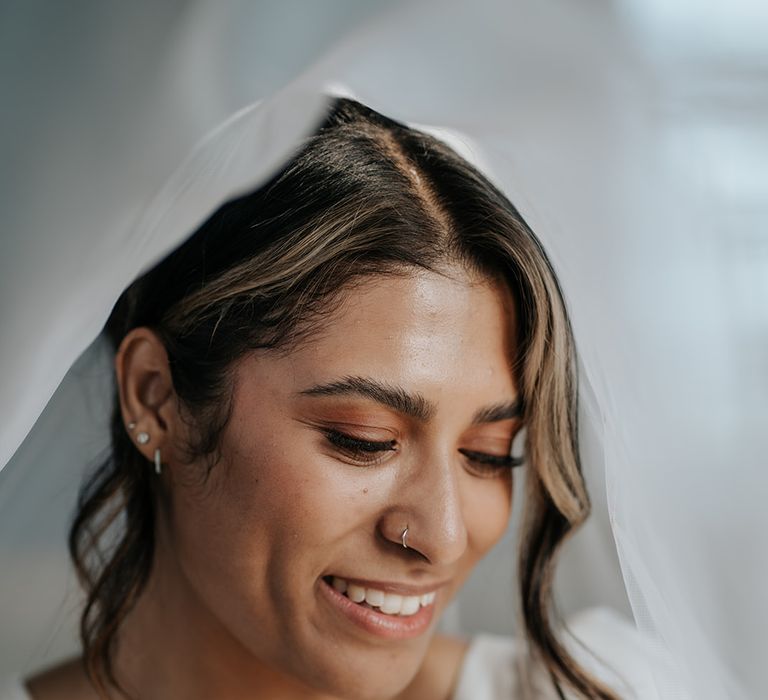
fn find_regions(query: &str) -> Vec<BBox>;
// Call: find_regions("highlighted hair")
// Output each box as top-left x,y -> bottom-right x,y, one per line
70,97 -> 617,699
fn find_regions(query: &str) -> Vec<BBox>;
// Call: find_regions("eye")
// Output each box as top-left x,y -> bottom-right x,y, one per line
323,429 -> 397,465
458,448 -> 524,476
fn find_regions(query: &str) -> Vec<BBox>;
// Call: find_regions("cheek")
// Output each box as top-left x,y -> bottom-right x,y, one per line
170,424 -> 374,581
464,474 -> 513,557
162,433 -> 366,657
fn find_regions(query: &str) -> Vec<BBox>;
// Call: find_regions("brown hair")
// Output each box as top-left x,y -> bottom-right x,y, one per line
69,97 -> 618,699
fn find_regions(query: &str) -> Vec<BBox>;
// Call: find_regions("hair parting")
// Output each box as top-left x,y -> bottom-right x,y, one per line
69,96 -> 619,699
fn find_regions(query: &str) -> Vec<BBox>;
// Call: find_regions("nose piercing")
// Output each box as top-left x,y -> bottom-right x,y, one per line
401,526 -> 409,549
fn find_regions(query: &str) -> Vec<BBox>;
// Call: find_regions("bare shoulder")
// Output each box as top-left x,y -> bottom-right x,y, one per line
25,658 -> 99,700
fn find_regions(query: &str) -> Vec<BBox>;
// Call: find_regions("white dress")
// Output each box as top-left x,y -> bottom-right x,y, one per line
451,607 -> 671,700
0,608 -> 673,700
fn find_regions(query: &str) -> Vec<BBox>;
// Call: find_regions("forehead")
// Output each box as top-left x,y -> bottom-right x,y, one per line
282,268 -> 519,400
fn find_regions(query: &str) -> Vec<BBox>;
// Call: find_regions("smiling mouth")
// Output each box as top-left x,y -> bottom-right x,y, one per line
322,576 -> 437,617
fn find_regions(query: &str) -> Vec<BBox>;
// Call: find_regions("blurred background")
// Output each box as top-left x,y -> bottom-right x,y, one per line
1,1 -> 766,697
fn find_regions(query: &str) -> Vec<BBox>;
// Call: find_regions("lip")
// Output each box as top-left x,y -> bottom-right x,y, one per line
325,575 -> 448,596
318,577 -> 436,640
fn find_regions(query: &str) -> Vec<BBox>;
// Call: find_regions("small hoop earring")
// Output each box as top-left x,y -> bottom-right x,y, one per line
154,448 -> 162,475
401,526 -> 409,549
136,431 -> 150,445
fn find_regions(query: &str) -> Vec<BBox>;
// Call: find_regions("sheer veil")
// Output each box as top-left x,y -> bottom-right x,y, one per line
1,2 -> 765,698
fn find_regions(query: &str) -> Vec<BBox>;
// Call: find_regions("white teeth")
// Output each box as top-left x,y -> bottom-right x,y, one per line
400,596 -> 421,615
347,584 -> 366,603
329,577 -> 437,616
364,588 -> 385,607
380,593 -> 404,615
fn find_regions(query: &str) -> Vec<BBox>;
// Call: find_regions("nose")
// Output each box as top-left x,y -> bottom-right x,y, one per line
378,451 -> 468,566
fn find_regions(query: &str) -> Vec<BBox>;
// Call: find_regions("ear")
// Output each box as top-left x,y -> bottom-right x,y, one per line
115,327 -> 181,466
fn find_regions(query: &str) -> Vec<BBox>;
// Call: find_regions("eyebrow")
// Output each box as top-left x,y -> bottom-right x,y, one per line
298,375 -> 522,425
470,399 -> 524,425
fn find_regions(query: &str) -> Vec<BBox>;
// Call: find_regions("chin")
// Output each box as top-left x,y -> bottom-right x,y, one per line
283,634 -> 431,700
312,663 -> 421,700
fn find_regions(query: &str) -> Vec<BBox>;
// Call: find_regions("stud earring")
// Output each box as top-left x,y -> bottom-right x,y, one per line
154,448 -> 162,475
136,431 -> 150,445
127,421 -> 137,431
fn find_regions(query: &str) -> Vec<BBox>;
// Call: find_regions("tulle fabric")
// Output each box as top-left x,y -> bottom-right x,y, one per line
1,1 -> 765,697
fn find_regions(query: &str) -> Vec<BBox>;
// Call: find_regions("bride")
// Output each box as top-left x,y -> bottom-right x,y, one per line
8,97 -> 648,700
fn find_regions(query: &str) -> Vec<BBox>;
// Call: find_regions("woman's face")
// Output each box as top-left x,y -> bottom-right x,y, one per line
165,267 -> 522,699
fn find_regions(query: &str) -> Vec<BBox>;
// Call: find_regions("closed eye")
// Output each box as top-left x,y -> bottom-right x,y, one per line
323,429 -> 396,465
323,429 -> 523,473
458,448 -> 524,471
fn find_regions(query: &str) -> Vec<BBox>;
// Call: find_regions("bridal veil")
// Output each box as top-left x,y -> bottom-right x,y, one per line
1,2 -> 765,698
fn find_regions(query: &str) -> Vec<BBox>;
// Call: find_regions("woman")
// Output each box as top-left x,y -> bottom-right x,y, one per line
11,97 -> 634,699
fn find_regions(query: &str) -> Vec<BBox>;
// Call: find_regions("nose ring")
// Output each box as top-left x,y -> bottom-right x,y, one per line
401,526 -> 409,549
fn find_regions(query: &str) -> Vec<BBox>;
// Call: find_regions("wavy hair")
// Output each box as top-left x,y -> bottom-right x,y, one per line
69,97 -> 618,699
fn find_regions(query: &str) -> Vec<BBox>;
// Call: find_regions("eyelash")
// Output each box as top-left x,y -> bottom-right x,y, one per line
458,449 -> 524,471
323,429 -> 524,473
324,430 -> 396,464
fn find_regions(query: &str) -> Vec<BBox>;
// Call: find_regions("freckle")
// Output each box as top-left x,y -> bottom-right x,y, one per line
363,488 -> 369,494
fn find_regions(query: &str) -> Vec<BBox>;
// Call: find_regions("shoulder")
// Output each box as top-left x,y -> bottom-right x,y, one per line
452,607 -> 676,700
563,607 -> 677,699
21,658 -> 98,700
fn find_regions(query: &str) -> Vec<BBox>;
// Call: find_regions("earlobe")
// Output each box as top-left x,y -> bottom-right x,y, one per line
115,327 -> 178,463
